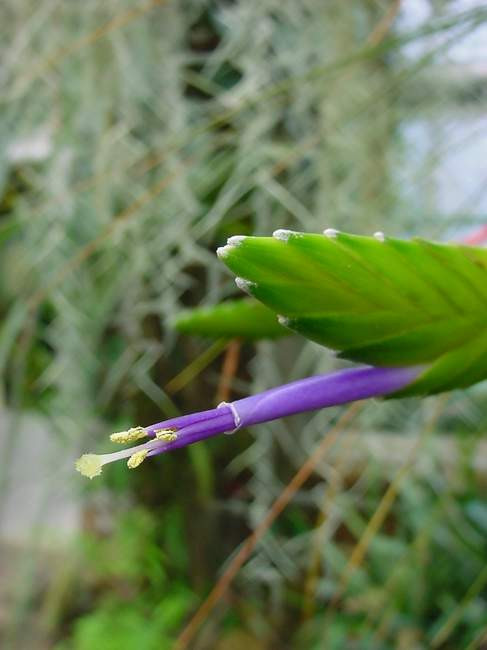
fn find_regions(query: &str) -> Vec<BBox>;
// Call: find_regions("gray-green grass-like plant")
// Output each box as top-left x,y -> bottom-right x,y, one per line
2,1 -> 487,648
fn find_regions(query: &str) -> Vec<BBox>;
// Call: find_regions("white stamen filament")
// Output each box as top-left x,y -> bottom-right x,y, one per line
75,439 -> 163,479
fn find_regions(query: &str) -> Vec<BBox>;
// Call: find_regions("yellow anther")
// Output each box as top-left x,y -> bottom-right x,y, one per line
110,426 -> 147,444
127,449 -> 148,469
75,454 -> 103,479
154,428 -> 178,442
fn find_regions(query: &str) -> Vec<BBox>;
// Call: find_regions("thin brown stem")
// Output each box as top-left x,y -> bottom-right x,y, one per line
174,402 -> 363,650
216,339 -> 242,405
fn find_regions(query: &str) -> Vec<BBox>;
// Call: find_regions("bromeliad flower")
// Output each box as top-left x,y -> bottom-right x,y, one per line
76,229 -> 487,478
75,365 -> 421,478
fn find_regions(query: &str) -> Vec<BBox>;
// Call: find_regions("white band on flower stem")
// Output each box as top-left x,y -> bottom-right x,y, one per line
217,401 -> 242,434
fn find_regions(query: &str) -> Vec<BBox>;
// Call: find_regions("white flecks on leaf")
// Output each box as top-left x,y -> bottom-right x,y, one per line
216,245 -> 230,259
227,235 -> 247,246
272,229 -> 300,242
323,228 -> 340,238
235,277 -> 256,294
216,235 -> 247,258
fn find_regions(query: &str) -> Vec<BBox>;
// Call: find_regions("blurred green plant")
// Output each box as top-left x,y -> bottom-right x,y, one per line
173,298 -> 288,341
54,508 -> 194,650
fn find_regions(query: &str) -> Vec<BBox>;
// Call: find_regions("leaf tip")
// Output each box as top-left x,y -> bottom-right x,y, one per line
216,245 -> 230,259
217,235 -> 247,259
227,235 -> 247,246
235,277 -> 256,295
272,229 -> 299,242
323,228 -> 340,239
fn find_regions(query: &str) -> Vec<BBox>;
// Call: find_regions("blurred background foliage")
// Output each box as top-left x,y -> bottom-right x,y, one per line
0,1 -> 487,648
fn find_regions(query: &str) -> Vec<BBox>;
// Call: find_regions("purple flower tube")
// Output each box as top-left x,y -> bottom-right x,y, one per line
76,365 -> 422,479
231,365 -> 420,426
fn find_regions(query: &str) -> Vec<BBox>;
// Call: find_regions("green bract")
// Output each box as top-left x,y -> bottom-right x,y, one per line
218,231 -> 487,396
172,298 -> 289,341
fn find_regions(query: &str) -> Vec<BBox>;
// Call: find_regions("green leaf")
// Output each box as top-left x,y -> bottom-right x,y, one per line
171,298 -> 289,341
218,231 -> 487,396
